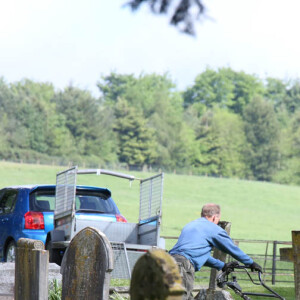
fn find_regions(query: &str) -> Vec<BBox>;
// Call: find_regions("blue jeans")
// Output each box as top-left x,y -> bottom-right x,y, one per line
172,254 -> 195,300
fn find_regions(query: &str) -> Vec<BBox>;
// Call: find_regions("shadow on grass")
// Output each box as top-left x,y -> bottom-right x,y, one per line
229,286 -> 294,300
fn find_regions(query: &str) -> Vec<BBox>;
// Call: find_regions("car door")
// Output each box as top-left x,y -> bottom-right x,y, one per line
0,189 -> 18,258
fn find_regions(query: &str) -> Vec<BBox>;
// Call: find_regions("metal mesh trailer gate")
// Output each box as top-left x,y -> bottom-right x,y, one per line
54,167 -> 77,240
110,242 -> 132,279
55,166 -> 77,220
139,173 -> 164,221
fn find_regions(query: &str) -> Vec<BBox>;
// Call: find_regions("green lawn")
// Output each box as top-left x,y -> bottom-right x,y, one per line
229,286 -> 294,300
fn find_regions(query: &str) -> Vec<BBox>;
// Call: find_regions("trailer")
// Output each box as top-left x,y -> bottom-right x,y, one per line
48,166 -> 164,279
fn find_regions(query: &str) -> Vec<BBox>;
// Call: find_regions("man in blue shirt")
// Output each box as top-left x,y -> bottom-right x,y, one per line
169,203 -> 262,300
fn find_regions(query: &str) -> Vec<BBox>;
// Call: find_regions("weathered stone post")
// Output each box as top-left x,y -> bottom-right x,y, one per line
209,222 -> 231,289
61,227 -> 114,300
205,221 -> 233,300
130,248 -> 185,300
15,238 -> 49,300
280,230 -> 300,300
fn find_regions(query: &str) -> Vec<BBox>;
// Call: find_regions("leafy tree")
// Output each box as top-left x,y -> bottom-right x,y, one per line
97,73 -> 136,105
291,112 -> 300,156
54,86 -> 117,163
149,93 -> 197,169
209,110 -> 248,177
0,79 -> 12,158
45,113 -> 76,157
227,69 -> 265,114
0,114 -> 9,157
113,98 -> 157,167
286,80 -> 300,113
289,112 -> 300,183
265,78 -> 300,115
265,77 -> 288,110
8,79 -> 56,154
189,109 -> 248,177
183,68 -> 265,114
183,68 -> 235,109
264,77 -> 290,128
99,72 -> 194,170
243,97 -> 280,181
274,111 -> 300,185
0,78 -> 14,115
98,72 -> 175,117
190,109 -> 219,174
1,71 -> 300,185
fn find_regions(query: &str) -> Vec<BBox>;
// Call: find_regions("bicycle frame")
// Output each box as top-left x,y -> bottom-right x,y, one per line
216,264 -> 285,300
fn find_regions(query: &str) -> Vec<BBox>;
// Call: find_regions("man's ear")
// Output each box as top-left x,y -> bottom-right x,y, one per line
211,215 -> 220,224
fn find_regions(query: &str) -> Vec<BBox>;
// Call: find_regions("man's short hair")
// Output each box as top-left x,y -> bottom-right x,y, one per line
201,203 -> 221,218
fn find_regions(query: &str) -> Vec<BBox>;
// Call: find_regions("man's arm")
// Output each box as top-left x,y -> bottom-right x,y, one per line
212,229 -> 254,266
203,256 -> 225,270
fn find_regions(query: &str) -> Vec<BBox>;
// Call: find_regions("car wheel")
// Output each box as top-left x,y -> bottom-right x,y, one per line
5,240 -> 16,262
46,241 -> 62,266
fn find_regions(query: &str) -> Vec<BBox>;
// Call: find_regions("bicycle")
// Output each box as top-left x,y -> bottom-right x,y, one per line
216,263 -> 285,300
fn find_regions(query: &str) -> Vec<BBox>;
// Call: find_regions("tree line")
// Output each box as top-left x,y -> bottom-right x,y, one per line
0,67 -> 300,185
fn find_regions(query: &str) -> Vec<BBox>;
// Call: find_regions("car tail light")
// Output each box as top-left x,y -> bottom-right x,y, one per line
24,211 -> 45,229
116,214 -> 127,223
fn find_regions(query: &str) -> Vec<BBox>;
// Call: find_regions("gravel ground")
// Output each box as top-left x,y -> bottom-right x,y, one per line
0,262 -> 62,299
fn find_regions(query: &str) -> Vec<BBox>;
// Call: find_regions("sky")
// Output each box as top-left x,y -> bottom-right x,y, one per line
1,0 -> 300,97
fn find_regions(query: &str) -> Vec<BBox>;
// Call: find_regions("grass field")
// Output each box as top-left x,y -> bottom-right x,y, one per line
1,161 -> 299,243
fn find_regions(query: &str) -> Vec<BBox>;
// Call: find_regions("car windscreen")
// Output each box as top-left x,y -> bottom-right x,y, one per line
29,189 -> 119,214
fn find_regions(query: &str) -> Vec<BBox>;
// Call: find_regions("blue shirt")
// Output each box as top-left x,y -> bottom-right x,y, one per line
169,217 -> 253,271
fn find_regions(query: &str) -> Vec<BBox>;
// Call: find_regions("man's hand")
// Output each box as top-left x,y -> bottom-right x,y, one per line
250,261 -> 262,272
222,260 -> 239,272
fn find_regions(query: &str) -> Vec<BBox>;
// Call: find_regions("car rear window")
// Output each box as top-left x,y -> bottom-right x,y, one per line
75,191 -> 119,214
30,190 -> 56,211
29,189 -> 119,214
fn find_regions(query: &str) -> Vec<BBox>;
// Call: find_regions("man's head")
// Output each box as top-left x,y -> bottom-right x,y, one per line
201,203 -> 221,224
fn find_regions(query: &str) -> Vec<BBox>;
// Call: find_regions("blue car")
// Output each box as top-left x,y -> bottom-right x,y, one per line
0,184 -> 127,262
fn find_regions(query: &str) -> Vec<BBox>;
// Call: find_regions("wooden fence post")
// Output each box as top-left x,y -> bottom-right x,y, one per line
292,231 -> 300,300
208,221 -> 232,290
15,238 -> 49,300
272,241 -> 278,285
280,230 -> 300,300
130,248 -> 185,300
61,226 -> 114,300
205,221 -> 232,300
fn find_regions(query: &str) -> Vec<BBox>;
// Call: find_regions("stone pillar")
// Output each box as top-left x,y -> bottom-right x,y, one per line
15,238 -> 49,300
61,227 -> 113,300
130,249 -> 185,300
